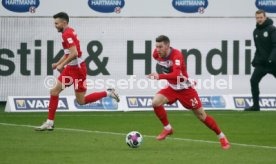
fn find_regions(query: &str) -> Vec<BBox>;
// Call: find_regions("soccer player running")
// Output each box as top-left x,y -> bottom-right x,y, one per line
35,12 -> 119,131
147,35 -> 230,149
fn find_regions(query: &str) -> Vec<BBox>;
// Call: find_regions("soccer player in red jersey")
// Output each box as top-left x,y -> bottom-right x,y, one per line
147,35 -> 230,149
35,12 -> 119,131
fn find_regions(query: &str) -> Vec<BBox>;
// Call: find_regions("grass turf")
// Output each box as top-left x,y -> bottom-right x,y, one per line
0,104 -> 276,164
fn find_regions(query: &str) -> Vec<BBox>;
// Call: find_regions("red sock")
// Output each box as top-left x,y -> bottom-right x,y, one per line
85,91 -> 107,104
48,95 -> 59,120
203,115 -> 222,135
153,106 -> 169,126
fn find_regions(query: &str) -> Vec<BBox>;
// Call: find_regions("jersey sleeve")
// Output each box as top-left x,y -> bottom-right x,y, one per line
159,55 -> 182,80
269,26 -> 276,63
62,32 -> 76,48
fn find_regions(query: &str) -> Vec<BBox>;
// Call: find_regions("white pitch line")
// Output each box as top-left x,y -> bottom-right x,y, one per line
0,122 -> 276,150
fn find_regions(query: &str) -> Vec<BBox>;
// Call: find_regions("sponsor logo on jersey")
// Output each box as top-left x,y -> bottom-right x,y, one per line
234,96 -> 276,108
172,0 -> 208,14
2,0 -> 40,13
256,0 -> 276,13
200,96 -> 226,108
14,98 -> 68,110
175,60 -> 180,66
67,38 -> 73,44
74,97 -> 118,110
88,0 -> 125,13
126,97 -> 178,108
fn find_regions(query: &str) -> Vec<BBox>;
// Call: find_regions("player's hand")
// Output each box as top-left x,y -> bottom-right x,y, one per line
147,72 -> 159,80
52,63 -> 58,70
56,65 -> 65,73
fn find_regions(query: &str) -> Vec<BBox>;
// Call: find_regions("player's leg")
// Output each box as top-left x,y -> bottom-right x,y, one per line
192,107 -> 230,149
152,94 -> 170,129
178,88 -> 230,149
75,89 -> 119,105
35,80 -> 63,131
73,63 -> 119,104
80,89 -> 120,104
245,67 -> 267,111
35,66 -> 73,131
192,107 -> 221,135
153,87 -> 177,140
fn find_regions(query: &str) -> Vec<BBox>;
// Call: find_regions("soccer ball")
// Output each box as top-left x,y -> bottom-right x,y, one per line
125,131 -> 143,148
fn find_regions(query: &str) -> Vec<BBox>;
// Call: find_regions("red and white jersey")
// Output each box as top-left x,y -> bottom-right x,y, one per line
62,27 -> 83,66
153,47 -> 195,90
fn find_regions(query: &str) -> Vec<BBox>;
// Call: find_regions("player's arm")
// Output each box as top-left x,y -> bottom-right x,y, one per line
159,66 -> 181,80
52,55 -> 67,69
56,46 -> 78,72
268,28 -> 276,64
148,58 -> 182,80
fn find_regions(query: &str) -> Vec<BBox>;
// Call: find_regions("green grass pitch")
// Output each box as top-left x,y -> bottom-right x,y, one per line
0,104 -> 276,164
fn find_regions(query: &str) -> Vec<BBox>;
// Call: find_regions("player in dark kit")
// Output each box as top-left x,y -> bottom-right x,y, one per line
147,35 -> 230,149
35,12 -> 119,131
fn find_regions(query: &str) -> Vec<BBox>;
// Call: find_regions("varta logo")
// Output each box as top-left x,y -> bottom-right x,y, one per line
15,100 -> 26,109
127,97 -> 178,108
234,98 -> 246,108
127,98 -> 139,107
234,97 -> 276,108
14,98 -> 68,110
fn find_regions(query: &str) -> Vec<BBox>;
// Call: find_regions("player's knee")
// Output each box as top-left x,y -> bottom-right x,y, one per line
152,100 -> 162,108
194,108 -> 206,122
76,98 -> 85,105
50,88 -> 59,96
197,115 -> 205,122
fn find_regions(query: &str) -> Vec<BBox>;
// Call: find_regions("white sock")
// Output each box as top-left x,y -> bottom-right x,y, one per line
106,91 -> 111,97
46,119 -> 54,125
164,124 -> 172,130
217,132 -> 225,139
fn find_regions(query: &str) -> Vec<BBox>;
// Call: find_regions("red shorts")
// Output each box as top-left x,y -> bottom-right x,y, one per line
58,62 -> 87,92
158,86 -> 202,110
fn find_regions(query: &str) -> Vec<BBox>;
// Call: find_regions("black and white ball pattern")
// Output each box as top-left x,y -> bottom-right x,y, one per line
125,131 -> 143,148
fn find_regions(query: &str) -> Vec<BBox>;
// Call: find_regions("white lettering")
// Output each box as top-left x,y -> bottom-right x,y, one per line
245,99 -> 254,106
58,100 -> 66,108
175,0 -> 205,6
91,0 -> 121,6
138,98 -> 148,106
36,100 -> 44,108
258,0 -> 276,6
27,100 -> 36,108
5,0 -> 36,5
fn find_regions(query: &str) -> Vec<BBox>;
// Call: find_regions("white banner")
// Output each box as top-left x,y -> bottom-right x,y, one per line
1,17 -> 276,101
1,0 -> 276,17
6,95 -> 276,112
3,95 -> 233,112
5,96 -> 122,112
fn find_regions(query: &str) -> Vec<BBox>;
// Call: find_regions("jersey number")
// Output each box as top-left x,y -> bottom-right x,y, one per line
190,98 -> 198,108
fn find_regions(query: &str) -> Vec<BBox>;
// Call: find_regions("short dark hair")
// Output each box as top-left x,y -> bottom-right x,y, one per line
156,35 -> 170,44
53,12 -> 69,23
256,9 -> 266,17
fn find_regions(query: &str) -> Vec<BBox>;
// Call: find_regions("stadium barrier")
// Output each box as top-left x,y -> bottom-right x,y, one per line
5,95 -> 276,112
